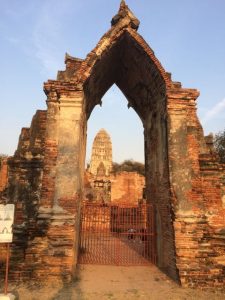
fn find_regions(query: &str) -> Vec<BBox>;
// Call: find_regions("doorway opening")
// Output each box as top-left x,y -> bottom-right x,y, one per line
79,201 -> 155,265
79,82 -> 151,265
75,26 -> 175,278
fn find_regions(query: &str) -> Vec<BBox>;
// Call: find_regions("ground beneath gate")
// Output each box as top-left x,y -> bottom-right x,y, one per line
7,265 -> 225,300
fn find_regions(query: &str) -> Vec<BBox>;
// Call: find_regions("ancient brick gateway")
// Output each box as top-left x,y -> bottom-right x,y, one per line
2,1 -> 225,288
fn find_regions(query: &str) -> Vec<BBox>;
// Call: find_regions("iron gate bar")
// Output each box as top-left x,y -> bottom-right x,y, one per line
78,201 -> 156,266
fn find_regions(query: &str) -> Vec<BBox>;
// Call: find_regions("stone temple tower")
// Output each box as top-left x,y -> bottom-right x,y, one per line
89,129 -> 112,176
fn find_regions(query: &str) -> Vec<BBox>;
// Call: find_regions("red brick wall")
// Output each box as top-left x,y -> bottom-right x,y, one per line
0,158 -> 8,192
110,171 -> 145,204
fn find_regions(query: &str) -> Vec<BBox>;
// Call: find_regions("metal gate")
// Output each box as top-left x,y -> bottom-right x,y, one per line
78,202 -> 156,265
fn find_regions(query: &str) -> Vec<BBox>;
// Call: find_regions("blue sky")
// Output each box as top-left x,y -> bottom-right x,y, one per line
0,0 -> 225,163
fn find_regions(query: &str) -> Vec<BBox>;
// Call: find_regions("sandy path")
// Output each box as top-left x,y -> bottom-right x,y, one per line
7,265 -> 224,300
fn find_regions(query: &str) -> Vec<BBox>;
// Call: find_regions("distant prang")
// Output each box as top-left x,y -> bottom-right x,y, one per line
89,129 -> 112,176
85,128 -> 145,204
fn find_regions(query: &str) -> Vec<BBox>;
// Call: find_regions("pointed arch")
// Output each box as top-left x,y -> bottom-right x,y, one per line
7,1 -> 225,289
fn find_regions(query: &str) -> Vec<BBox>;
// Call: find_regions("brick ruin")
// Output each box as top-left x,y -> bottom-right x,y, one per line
110,171 -> 145,204
1,1 -> 225,288
84,170 -> 145,204
0,157 -> 8,193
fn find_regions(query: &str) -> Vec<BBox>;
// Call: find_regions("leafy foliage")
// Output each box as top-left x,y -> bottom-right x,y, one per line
214,129 -> 225,163
112,159 -> 145,176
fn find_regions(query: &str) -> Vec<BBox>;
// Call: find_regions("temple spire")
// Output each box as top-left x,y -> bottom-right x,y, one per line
120,1 -> 128,11
111,0 -> 140,30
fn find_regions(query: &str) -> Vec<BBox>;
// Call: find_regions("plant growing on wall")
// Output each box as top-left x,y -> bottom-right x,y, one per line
214,129 -> 225,163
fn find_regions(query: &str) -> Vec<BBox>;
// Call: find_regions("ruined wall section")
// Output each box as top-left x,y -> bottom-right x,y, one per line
110,171 -> 145,204
57,53 -> 84,82
167,85 -> 225,288
199,154 -> 225,287
221,164 -> 225,204
5,110 -> 47,279
7,110 -> 47,207
84,171 -> 145,204
0,157 -> 8,193
144,92 -> 178,281
19,81 -> 87,282
188,101 -> 225,289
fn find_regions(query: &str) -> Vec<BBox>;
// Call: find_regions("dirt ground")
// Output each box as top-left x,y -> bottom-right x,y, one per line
4,265 -> 225,300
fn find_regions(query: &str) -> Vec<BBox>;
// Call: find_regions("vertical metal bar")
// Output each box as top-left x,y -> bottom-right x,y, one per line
99,204 -> 101,264
144,204 -> 146,261
82,204 -> 85,262
79,204 -> 83,263
126,205 -> 128,265
110,204 -> 112,264
93,204 -> 95,264
116,205 -> 119,265
122,205 -> 124,265
102,204 -> 104,264
128,206 -> 131,265
125,206 -> 127,265
95,204 -> 98,264
92,204 -> 95,264
149,205 -> 151,262
152,204 -> 154,262
103,204 -> 105,264
97,204 -> 99,264
82,203 -> 85,263
85,204 -> 88,262
4,243 -> 10,295
147,204 -> 149,261
149,204 -> 152,262
150,204 -> 152,262
101,204 -> 103,264
148,204 -> 149,261
94,204 -> 96,264
106,205 -> 109,264
87,204 -> 91,263
123,206 -> 125,265
153,204 -> 156,264
150,204 -> 152,261
118,205 -> 120,265
88,204 -> 91,262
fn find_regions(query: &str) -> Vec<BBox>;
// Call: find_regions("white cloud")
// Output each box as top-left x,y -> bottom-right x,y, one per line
5,36 -> 20,45
201,98 -> 225,125
32,0 -> 74,76
3,3 -> 35,19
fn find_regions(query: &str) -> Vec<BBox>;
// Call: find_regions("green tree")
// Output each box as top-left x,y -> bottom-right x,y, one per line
112,159 -> 145,176
214,129 -> 225,163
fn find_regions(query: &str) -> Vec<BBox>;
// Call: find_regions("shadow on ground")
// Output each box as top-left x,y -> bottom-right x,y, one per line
6,265 -> 225,300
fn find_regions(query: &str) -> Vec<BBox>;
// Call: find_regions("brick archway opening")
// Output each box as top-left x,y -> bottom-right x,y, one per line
5,2 -> 224,288
82,30 -> 178,281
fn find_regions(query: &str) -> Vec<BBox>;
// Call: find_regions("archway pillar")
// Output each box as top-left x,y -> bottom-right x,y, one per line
166,87 -> 210,286
143,95 -> 179,281
24,82 -> 86,281
166,87 -> 199,212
